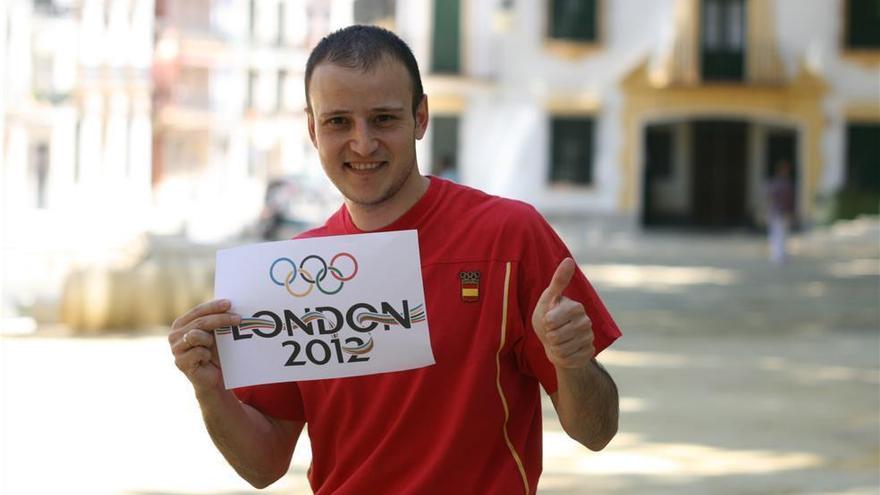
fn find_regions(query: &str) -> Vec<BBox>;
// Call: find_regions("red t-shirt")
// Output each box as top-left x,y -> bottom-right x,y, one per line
234,177 -> 621,494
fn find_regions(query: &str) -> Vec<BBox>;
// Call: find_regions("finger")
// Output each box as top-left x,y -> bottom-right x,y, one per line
545,330 -> 595,363
209,339 -> 222,368
174,346 -> 214,374
540,258 -> 577,306
184,329 -> 216,349
171,332 -> 195,355
543,312 -> 593,346
542,298 -> 584,331
545,316 -> 592,346
543,326 -> 579,348
169,312 -> 236,352
550,333 -> 592,358
172,299 -> 231,330
188,313 -> 241,333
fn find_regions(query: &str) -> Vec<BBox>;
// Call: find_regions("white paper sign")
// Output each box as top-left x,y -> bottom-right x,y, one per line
214,230 -> 434,389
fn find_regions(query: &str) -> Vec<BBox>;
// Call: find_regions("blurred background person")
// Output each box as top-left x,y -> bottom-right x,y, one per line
767,159 -> 795,265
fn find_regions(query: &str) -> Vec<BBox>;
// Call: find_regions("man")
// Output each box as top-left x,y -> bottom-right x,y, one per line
169,25 -> 621,494
767,159 -> 795,265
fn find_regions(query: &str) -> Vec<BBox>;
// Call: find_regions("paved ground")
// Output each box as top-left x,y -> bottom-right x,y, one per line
1,218 -> 878,495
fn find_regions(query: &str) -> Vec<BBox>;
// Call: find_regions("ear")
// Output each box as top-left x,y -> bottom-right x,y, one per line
414,95 -> 429,140
306,109 -> 318,148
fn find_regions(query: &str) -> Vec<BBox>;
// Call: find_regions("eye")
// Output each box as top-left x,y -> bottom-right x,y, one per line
325,116 -> 348,127
374,114 -> 397,125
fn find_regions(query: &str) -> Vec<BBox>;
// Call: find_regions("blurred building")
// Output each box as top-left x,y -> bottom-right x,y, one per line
1,0 -> 154,321
148,0 -> 879,233
1,0 -> 877,329
404,0 -> 880,230
151,0 -> 343,242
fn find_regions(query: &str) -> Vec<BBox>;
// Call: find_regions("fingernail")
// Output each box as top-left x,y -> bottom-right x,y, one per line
231,315 -> 241,325
219,299 -> 230,309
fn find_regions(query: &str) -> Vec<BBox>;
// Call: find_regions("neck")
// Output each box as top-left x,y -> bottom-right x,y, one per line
346,174 -> 430,231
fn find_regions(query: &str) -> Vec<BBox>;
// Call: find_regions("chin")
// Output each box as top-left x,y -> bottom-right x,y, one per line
342,188 -> 393,208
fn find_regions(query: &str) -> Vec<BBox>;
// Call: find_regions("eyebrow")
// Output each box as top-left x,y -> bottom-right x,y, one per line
318,106 -> 406,119
371,106 -> 405,113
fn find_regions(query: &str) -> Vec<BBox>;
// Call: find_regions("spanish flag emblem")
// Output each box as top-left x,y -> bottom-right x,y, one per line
460,271 -> 480,302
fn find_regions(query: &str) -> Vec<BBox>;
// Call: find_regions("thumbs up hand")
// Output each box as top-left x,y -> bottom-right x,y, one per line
531,258 -> 595,369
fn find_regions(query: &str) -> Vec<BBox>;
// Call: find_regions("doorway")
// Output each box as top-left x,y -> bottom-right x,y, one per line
692,120 -> 748,227
642,119 -> 753,229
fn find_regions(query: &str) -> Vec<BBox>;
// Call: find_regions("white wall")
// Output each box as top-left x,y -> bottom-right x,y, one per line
776,0 -> 878,195
432,0 -> 677,214
409,0 -> 874,217
1,0 -> 156,318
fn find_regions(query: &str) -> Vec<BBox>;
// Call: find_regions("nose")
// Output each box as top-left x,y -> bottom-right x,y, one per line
349,121 -> 379,156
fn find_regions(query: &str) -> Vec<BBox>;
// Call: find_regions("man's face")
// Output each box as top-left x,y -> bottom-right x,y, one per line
307,56 -> 428,210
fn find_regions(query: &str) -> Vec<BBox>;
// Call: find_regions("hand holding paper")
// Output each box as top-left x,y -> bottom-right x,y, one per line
213,230 -> 435,389
170,299 -> 241,392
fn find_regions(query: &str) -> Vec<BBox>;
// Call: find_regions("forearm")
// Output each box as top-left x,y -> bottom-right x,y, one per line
196,388 -> 301,488
554,360 -> 619,451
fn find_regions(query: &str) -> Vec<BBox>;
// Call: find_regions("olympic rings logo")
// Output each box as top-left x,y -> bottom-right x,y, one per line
269,253 -> 359,297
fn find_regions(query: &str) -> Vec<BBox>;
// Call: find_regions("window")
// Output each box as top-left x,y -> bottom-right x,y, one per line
155,0 -> 168,18
246,69 -> 258,110
431,116 -> 459,179
431,0 -> 460,74
74,119 -> 81,182
30,143 -> 50,209
354,0 -> 395,26
548,0 -> 597,42
125,118 -> 134,177
846,123 -> 880,191
31,52 -> 54,101
32,0 -> 72,16
846,0 -> 880,48
700,0 -> 745,81
248,144 -> 269,178
277,69 -> 287,112
645,125 -> 673,179
278,1 -> 286,45
248,0 -> 257,40
550,117 -> 594,186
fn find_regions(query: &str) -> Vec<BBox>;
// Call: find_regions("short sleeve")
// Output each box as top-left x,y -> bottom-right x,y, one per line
514,206 -> 622,395
233,381 -> 307,422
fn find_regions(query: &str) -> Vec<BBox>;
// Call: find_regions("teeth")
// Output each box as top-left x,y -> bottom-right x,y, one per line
349,162 -> 383,171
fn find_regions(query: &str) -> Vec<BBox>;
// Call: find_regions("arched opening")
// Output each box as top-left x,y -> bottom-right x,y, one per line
641,118 -> 798,230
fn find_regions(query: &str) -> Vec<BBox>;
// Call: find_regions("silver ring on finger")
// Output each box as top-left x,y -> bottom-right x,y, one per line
183,331 -> 192,348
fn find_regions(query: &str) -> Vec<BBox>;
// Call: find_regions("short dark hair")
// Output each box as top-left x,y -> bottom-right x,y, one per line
304,25 -> 425,118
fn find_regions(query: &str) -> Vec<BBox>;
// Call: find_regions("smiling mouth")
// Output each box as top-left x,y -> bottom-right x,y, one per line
346,161 -> 387,172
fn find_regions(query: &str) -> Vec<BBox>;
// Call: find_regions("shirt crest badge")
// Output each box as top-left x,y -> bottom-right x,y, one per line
460,271 -> 480,303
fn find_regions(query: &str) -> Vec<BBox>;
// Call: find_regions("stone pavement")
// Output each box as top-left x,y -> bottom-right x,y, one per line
544,217 -> 880,494
1,219 -> 877,494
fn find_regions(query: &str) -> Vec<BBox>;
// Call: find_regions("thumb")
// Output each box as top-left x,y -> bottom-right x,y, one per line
539,257 -> 576,306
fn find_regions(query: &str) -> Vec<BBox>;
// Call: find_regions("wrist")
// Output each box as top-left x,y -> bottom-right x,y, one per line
555,359 -> 596,383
